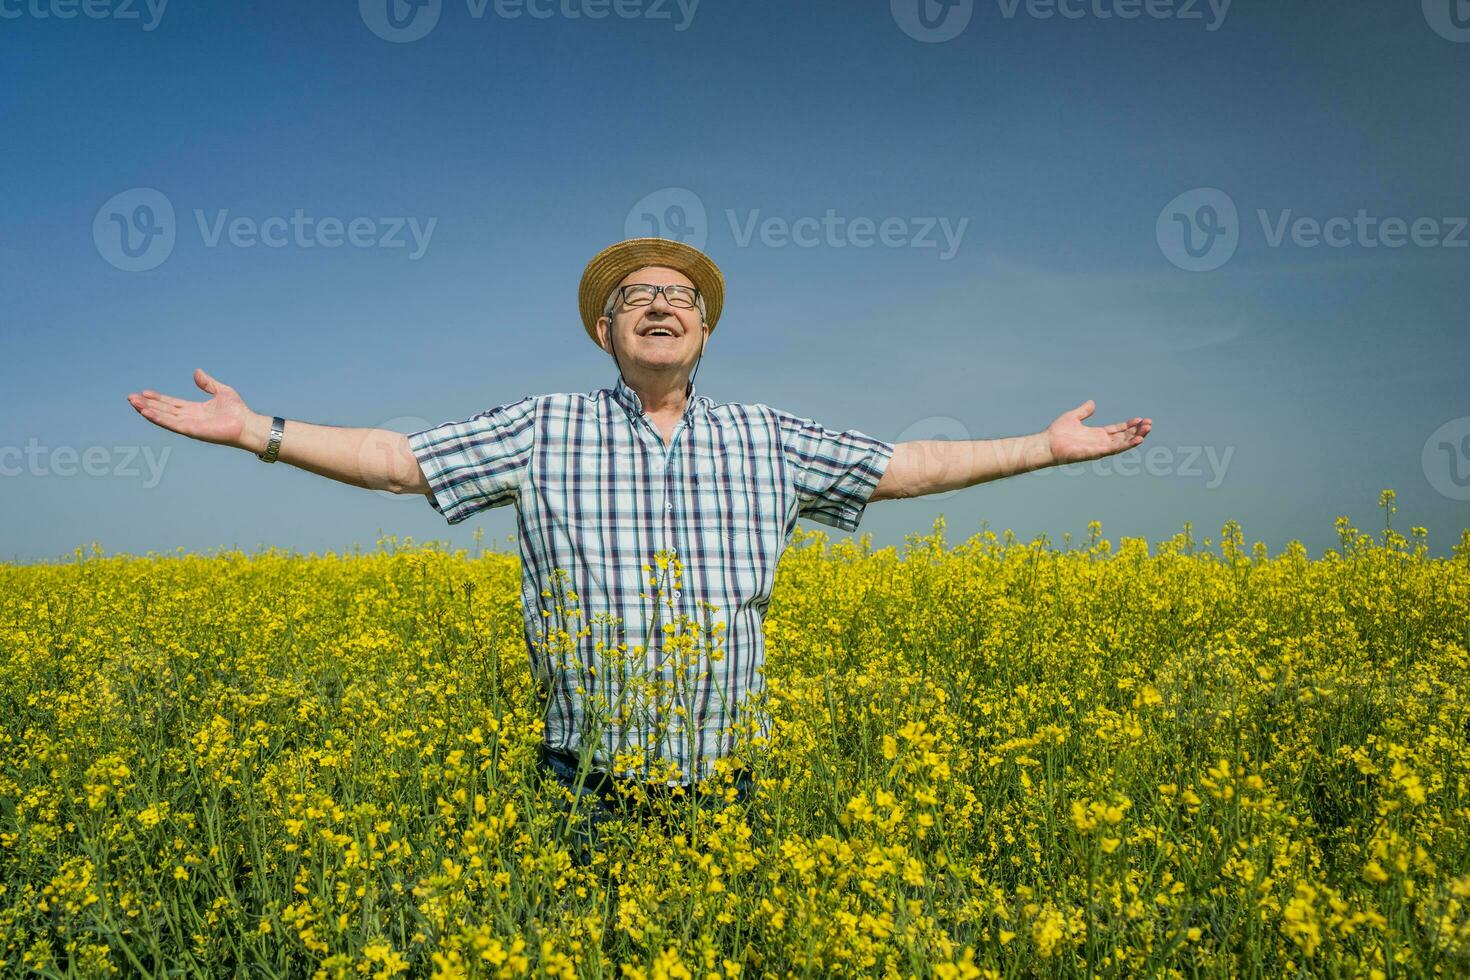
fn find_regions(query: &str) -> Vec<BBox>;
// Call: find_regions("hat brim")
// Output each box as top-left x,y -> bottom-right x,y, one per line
579,238 -> 724,348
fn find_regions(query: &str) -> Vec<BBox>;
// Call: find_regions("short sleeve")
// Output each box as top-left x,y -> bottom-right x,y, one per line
407,396 -> 539,525
766,406 -> 895,533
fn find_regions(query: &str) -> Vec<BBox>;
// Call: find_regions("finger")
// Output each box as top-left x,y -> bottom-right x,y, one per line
1074,399 -> 1096,421
137,397 -> 179,417
138,392 -> 183,412
195,368 -> 219,395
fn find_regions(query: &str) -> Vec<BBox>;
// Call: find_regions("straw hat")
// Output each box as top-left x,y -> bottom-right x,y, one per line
578,237 -> 725,348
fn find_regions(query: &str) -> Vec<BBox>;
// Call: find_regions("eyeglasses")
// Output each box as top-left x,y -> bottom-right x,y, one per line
608,283 -> 700,311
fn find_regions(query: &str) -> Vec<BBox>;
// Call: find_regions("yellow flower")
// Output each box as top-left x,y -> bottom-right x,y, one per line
1032,908 -> 1068,959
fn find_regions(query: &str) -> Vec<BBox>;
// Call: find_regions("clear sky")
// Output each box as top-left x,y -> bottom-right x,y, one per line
2,1 -> 1467,562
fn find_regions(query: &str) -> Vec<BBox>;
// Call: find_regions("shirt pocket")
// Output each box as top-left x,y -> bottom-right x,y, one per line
694,449 -> 780,604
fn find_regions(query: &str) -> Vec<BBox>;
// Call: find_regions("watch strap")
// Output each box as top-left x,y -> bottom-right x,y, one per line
257,416 -> 285,463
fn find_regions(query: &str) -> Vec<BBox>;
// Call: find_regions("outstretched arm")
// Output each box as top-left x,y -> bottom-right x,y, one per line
870,400 -> 1153,501
125,368 -> 431,495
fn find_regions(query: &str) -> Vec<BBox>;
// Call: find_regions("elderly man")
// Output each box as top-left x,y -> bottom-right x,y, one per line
125,236 -> 1151,834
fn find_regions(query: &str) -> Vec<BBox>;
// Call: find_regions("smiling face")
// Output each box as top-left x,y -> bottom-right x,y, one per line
595,265 -> 708,377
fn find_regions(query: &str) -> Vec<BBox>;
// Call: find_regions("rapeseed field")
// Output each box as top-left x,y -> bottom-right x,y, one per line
3,492 -> 1468,978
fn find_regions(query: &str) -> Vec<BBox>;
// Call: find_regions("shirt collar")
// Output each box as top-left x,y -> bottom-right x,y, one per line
612,374 -> 703,420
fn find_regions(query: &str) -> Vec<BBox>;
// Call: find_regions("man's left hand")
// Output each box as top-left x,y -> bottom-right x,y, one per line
1044,400 -> 1153,466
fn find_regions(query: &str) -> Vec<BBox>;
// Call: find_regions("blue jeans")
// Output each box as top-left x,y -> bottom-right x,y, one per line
536,744 -> 754,867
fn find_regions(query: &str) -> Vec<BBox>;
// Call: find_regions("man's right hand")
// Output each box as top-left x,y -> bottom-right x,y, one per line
126,368 -> 263,452
125,367 -> 431,496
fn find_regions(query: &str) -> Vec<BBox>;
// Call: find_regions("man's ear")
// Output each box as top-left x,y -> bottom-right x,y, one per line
596,315 -> 613,355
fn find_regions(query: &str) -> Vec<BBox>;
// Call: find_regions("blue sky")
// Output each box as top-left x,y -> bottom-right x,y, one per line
2,1 -> 1467,562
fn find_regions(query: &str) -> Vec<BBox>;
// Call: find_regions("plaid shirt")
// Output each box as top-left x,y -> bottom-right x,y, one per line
408,374 -> 894,785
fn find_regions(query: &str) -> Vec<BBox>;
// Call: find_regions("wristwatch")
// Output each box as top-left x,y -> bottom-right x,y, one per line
257,416 -> 285,463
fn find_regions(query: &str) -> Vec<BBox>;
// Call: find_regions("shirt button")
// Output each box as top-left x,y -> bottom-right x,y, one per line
673,590 -> 682,599
665,501 -> 673,510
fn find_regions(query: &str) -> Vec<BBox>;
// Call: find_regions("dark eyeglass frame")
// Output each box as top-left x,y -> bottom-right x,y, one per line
609,283 -> 701,311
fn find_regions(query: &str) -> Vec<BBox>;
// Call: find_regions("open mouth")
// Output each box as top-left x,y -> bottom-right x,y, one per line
644,327 -> 678,338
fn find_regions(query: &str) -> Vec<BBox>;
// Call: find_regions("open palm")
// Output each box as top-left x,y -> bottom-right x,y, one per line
126,369 -> 252,449
1046,400 -> 1152,466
